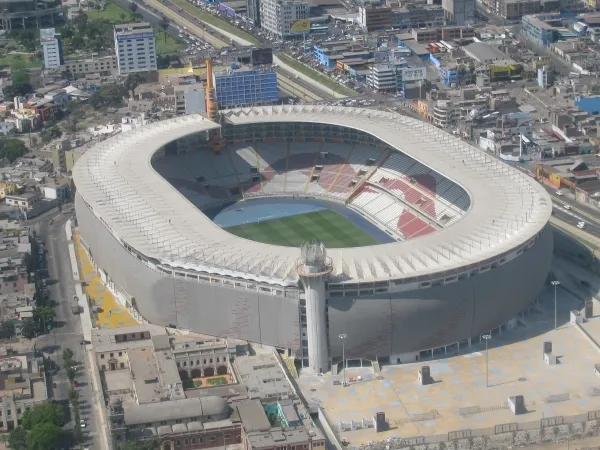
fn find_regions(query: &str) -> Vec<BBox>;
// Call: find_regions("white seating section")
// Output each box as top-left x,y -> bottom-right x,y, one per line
152,141 -> 471,241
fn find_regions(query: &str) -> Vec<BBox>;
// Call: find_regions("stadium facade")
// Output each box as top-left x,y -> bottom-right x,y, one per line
73,106 -> 553,371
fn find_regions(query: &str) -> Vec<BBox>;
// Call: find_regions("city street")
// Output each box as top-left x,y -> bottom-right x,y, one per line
29,210 -> 102,450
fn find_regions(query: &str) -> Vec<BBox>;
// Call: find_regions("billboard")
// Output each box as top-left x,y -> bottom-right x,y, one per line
251,47 -> 274,65
401,67 -> 426,82
290,19 -> 310,34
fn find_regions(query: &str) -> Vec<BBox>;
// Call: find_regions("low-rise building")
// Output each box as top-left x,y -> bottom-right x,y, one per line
5,192 -> 42,210
0,342 -> 49,431
62,55 -> 118,77
411,25 -> 475,43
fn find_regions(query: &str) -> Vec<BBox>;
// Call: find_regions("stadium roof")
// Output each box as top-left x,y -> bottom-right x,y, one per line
73,106 -> 551,286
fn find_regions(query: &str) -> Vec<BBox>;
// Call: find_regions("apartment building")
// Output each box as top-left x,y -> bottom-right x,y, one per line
114,23 -> 157,74
442,0 -> 475,25
392,4 -> 445,29
411,25 -> 475,42
62,55 -> 117,77
367,65 -> 399,91
260,0 -> 309,40
358,5 -> 393,32
40,27 -> 63,69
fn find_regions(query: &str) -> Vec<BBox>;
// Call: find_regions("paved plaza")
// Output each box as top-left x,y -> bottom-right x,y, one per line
74,235 -> 139,329
299,258 -> 600,445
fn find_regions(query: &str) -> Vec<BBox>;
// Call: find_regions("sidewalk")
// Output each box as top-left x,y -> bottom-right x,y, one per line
73,235 -> 139,330
64,219 -> 111,450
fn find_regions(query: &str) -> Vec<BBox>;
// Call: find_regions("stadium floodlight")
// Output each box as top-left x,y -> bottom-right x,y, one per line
551,280 -> 560,330
483,334 -> 491,388
339,334 -> 348,386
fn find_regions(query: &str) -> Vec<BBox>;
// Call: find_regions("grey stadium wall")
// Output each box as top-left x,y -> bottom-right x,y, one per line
76,193 -> 553,360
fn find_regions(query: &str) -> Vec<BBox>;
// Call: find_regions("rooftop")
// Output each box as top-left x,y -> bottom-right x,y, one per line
72,107 -> 551,285
233,353 -> 294,401
123,396 -> 230,425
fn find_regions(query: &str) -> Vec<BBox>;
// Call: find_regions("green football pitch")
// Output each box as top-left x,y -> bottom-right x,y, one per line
224,210 -> 380,248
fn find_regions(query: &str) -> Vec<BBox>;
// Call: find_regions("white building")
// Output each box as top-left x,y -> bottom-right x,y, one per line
366,65 -> 398,91
260,0 -> 309,40
174,85 -> 206,116
113,23 -> 157,75
42,180 -> 70,200
40,28 -> 63,70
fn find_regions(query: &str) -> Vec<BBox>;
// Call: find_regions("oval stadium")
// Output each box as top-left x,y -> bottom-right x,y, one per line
72,105 -> 553,373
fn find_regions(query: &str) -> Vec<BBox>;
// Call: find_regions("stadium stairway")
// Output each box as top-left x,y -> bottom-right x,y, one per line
327,145 -> 356,192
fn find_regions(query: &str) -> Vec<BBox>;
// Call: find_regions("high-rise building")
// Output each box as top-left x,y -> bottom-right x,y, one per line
366,65 -> 399,91
113,23 -> 157,75
247,0 -> 261,26
442,0 -> 476,25
259,0 -> 309,40
358,5 -> 392,32
213,67 -> 279,108
40,28 -> 63,69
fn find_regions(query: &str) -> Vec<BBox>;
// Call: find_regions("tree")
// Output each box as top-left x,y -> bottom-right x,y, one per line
62,348 -> 74,364
125,73 -> 143,97
0,320 -> 15,339
66,366 -> 77,384
129,2 -> 138,13
7,426 -> 27,450
0,138 -> 27,162
26,422 -> 65,450
34,306 -> 55,329
121,439 -> 159,450
5,71 -> 32,97
160,17 -> 170,44
20,318 -> 36,339
68,387 -> 79,403
21,403 -> 65,430
89,84 -> 128,109
120,12 -> 127,22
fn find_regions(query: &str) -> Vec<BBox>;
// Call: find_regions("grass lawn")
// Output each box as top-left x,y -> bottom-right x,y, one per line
168,0 -> 259,45
86,1 -> 133,22
155,29 -> 185,54
206,377 -> 228,386
225,210 -> 379,248
0,53 -> 42,70
277,53 -> 356,98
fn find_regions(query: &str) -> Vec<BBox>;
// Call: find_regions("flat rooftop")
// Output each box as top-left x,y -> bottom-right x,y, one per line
298,261 -> 600,444
233,353 -> 294,401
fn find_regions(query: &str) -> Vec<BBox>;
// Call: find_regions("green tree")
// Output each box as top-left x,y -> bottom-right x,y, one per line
160,17 -> 170,44
26,422 -> 65,450
120,12 -> 127,21
89,84 -> 128,109
21,403 -> 65,430
66,366 -> 77,383
34,306 -> 55,329
121,439 -> 159,450
125,73 -> 142,97
68,387 -> 79,403
62,348 -> 74,364
7,426 -> 27,450
0,320 -> 15,339
0,138 -> 27,162
129,2 -> 138,13
20,318 -> 36,339
5,71 -> 31,97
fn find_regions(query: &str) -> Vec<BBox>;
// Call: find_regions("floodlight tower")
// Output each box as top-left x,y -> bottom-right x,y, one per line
297,240 -> 333,374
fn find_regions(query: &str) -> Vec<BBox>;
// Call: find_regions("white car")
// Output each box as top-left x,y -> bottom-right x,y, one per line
563,204 -> 571,210
556,190 -> 563,196
577,221 -> 586,229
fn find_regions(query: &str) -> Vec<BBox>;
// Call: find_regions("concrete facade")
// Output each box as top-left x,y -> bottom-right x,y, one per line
76,192 -> 552,365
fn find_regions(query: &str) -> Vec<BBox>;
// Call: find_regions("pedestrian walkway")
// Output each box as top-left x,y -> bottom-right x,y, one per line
73,234 -> 139,329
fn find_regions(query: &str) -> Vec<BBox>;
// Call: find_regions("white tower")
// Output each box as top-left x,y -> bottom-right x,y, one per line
297,240 -> 333,373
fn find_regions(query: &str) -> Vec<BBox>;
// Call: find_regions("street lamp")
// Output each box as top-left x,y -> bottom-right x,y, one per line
339,333 -> 347,386
551,280 -> 560,330
483,334 -> 491,388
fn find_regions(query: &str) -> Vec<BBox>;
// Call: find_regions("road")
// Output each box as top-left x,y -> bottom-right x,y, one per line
28,210 -> 103,450
136,0 -> 229,49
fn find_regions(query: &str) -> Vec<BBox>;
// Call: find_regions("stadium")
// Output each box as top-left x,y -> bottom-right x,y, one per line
73,105 -> 553,372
